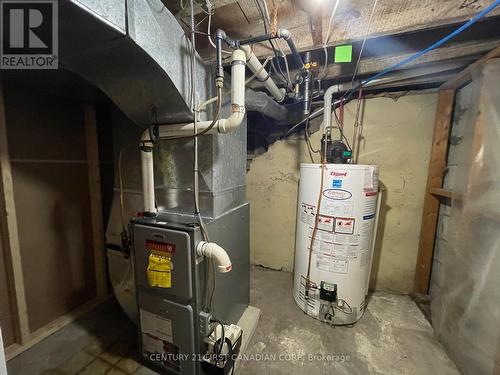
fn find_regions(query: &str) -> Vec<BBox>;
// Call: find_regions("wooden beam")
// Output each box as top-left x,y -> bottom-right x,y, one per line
413,89 -> 455,295
430,188 -> 454,199
0,83 -> 31,345
84,105 -> 107,300
197,0 -> 500,59
309,6 -> 323,48
441,45 -> 500,89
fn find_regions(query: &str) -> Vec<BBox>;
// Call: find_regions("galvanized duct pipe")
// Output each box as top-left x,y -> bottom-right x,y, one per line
140,49 -> 247,215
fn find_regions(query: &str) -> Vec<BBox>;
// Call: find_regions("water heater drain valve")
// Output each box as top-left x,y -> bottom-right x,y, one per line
197,241 -> 232,273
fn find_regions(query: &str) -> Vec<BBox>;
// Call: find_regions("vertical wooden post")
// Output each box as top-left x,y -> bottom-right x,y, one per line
0,83 -> 31,344
413,89 -> 455,295
84,105 -> 107,299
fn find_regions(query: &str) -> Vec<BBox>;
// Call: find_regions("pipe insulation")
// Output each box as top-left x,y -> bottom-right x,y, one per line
197,241 -> 232,273
245,89 -> 289,123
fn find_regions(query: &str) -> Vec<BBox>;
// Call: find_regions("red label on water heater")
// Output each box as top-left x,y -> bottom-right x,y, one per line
146,240 -> 176,253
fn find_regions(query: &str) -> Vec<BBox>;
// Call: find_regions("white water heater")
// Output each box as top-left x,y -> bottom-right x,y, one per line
293,163 -> 379,325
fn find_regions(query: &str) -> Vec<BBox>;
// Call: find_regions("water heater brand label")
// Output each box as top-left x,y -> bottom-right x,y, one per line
330,171 -> 348,177
323,189 -> 352,200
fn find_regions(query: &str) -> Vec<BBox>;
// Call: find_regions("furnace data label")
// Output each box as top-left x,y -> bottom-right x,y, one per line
140,309 -> 173,343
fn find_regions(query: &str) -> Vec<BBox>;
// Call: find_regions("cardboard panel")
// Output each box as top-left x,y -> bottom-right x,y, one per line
3,86 -> 86,161
4,85 -> 97,332
11,163 -> 96,331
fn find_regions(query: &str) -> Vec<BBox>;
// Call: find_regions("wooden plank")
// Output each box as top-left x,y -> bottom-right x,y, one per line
441,45 -> 500,89
430,188 -> 454,199
84,105 -> 107,300
0,328 -> 6,373
4,296 -> 108,361
0,219 -> 16,346
309,6 -> 323,48
0,83 -> 30,345
413,89 -> 455,295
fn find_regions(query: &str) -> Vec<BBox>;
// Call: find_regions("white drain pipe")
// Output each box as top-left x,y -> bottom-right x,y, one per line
140,49 -> 247,215
240,45 -> 285,103
197,241 -> 232,273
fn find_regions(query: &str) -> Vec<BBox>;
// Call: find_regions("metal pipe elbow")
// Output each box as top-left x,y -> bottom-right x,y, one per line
277,29 -> 291,40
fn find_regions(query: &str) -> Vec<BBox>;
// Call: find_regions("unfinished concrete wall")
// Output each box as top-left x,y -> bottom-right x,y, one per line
247,93 -> 437,293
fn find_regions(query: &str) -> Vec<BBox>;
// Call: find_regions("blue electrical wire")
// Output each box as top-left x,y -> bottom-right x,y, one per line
342,0 -> 500,102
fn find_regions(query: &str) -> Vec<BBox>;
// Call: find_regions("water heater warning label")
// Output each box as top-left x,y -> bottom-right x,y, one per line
317,255 -> 348,274
317,215 -> 334,232
300,203 -> 316,225
335,218 -> 355,234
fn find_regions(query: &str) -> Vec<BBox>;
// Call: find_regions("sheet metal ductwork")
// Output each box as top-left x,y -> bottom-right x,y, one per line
59,0 -> 210,125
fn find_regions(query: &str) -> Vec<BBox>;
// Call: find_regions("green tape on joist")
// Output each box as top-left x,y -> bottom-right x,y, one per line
334,45 -> 353,63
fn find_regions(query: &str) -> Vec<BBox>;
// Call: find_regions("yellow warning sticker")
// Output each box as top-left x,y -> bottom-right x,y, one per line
147,253 -> 172,288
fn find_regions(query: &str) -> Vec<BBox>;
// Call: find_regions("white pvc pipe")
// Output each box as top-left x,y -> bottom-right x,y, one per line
323,84 -> 340,137
141,49 -> 246,139
241,45 -> 285,103
140,49 -> 247,213
197,241 -> 232,273
141,146 -> 155,214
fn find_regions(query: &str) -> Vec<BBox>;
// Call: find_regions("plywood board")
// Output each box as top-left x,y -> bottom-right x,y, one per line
11,163 -> 97,331
3,86 -> 86,161
0,83 -> 30,346
3,85 -> 98,332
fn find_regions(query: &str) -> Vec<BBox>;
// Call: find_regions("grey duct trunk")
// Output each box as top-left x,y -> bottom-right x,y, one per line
60,0 -> 247,218
59,0 -> 210,125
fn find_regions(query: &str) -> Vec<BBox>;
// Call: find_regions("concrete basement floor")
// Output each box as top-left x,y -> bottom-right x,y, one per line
7,267 -> 460,375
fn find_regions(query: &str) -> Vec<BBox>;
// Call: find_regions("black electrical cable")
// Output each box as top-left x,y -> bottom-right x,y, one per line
283,107 -> 324,137
304,94 -> 320,161
160,87 -> 223,141
333,107 -> 353,151
208,258 -> 216,311
334,299 -> 353,315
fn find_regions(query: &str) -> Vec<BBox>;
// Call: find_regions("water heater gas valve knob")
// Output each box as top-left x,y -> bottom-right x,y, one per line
196,241 -> 232,273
